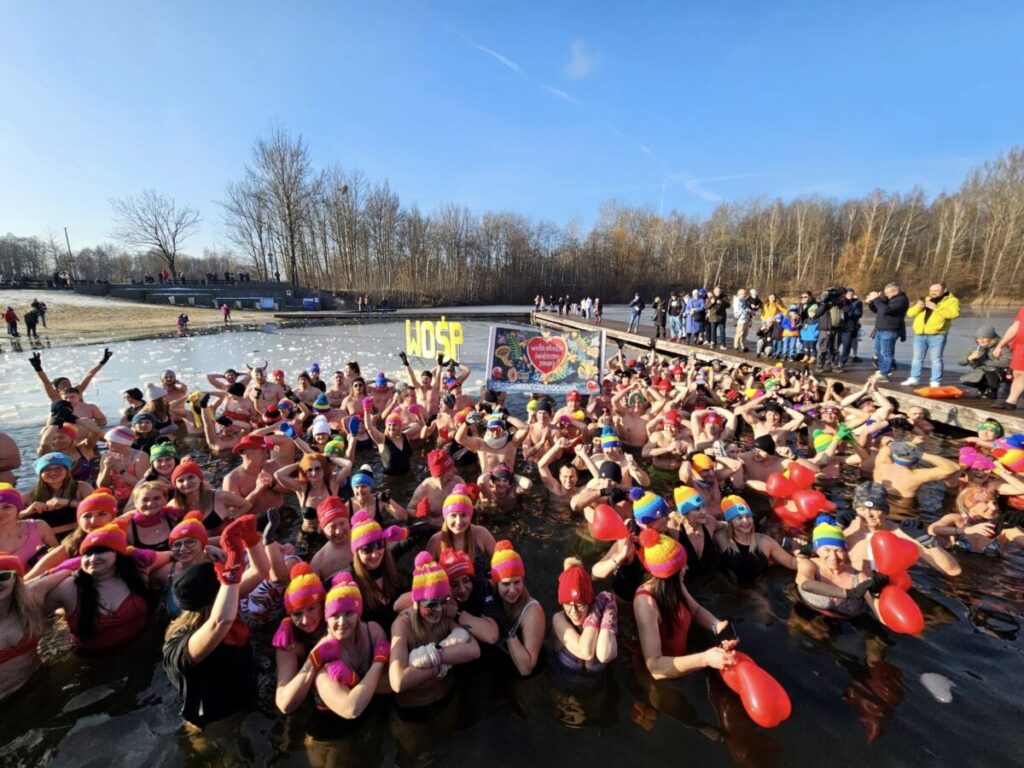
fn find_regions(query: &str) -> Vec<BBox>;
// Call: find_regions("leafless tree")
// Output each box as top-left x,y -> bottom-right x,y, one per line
109,190 -> 201,276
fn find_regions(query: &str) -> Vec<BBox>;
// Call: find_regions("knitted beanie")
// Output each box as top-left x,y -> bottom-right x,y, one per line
171,460 -> 204,484
637,528 -> 686,579
316,496 -> 349,529
76,489 -> 118,521
0,552 -> 25,578
443,485 -> 475,519
721,495 -> 753,522
673,486 -> 705,516
350,470 -> 374,490
0,483 -> 23,511
325,571 -> 363,617
557,557 -> 595,605
149,442 -> 179,461
349,510 -> 407,553
599,426 -> 620,450
284,562 -> 327,614
811,515 -> 846,551
427,449 -> 455,478
168,510 -> 209,547
412,551 -> 451,602
79,523 -> 128,555
439,548 -> 474,580
34,452 -> 73,475
104,426 -> 135,446
630,487 -> 670,525
490,539 -> 525,583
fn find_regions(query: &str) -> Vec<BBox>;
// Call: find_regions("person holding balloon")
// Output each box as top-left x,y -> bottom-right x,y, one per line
927,485 -> 1023,556
796,516 -> 888,618
844,482 -> 961,577
633,529 -> 736,680
715,496 -> 797,586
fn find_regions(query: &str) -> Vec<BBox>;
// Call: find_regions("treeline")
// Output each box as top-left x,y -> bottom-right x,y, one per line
221,133 -> 1024,304
7,130 -> 1024,305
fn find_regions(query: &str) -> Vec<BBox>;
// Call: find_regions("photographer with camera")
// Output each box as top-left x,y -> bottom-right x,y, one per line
865,282 -> 909,381
902,282 -> 960,387
814,287 -> 844,372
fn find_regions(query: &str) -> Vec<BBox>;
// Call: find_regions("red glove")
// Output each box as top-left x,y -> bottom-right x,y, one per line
215,560 -> 242,585
308,637 -> 341,669
325,659 -> 360,687
235,514 -> 260,548
373,637 -> 391,666
220,517 -> 248,573
416,497 -> 432,519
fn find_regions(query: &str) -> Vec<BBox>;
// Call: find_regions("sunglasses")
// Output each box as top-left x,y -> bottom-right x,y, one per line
359,540 -> 386,555
0,570 -> 16,582
420,598 -> 449,610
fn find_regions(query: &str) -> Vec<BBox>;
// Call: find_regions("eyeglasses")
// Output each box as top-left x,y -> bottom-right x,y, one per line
359,540 -> 386,555
563,602 -> 587,613
170,539 -> 199,551
0,571 -> 16,582
420,598 -> 449,610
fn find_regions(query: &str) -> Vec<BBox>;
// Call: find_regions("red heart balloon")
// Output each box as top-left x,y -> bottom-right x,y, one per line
773,503 -> 807,531
888,570 -> 912,591
787,462 -> 816,491
589,503 -> 628,541
869,530 -> 920,575
722,652 -> 792,728
877,585 -> 924,634
766,472 -> 796,499
791,489 -> 836,522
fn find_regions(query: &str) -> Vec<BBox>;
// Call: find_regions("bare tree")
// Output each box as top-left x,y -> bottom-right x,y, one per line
109,190 -> 201,276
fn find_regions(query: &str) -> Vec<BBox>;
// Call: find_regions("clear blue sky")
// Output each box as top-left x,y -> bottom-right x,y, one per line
2,1 -> 1022,252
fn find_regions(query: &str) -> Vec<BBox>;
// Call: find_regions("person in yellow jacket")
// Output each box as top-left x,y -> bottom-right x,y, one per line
902,282 -> 960,387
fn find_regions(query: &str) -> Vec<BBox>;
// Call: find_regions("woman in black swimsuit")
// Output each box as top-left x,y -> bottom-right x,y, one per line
365,411 -> 414,476
125,480 -> 178,552
167,460 -> 251,534
673,486 -> 724,580
714,495 -> 796,586
274,453 -> 347,532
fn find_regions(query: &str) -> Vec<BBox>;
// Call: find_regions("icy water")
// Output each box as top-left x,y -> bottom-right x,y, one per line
0,318 -> 1022,768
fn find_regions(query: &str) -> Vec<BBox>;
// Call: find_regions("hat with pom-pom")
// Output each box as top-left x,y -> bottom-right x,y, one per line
285,562 -> 327,614
630,487 -> 670,525
325,571 -> 362,618
443,485 -> 474,519
312,394 -> 331,412
673,486 -> 705,515
168,510 -> 209,547
439,548 -> 474,580
490,539 -> 525,583
637,528 -> 686,579
349,510 -> 407,553
557,556 -> 595,605
412,551 -> 451,602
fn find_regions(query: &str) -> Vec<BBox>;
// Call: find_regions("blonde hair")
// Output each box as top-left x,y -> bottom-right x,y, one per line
133,479 -> 170,506
7,577 -> 45,639
722,520 -> 762,557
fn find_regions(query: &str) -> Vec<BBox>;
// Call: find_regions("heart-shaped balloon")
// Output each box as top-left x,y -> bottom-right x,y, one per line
787,462 -> 816,491
888,570 -> 912,591
526,336 -> 568,379
721,652 -> 792,728
791,489 -> 836,522
870,530 -> 920,575
766,472 -> 796,499
589,503 -> 628,541
877,585 -> 925,634
773,503 -> 806,531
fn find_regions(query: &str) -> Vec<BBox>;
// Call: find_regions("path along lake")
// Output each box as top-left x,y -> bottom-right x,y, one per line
0,310 -> 1021,768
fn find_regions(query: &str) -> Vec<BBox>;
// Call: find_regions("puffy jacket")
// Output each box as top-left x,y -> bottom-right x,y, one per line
867,292 -> 909,335
907,292 -> 960,335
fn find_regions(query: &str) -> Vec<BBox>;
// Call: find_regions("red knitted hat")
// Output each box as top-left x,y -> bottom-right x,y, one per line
427,449 -> 454,478
80,523 -> 129,556
171,461 -> 204,484
557,557 -> 595,605
316,495 -> 349,528
168,510 -> 209,547
76,489 -> 118,522
0,552 -> 25,578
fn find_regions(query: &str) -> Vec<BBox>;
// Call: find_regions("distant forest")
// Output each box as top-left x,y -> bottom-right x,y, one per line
4,131 -> 1023,305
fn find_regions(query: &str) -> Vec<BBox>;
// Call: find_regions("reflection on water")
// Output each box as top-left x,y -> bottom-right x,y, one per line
0,319 -> 1022,768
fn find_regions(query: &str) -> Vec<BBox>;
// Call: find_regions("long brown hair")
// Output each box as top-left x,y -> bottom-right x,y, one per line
439,523 -> 478,562
31,469 -> 78,504
351,547 -> 404,613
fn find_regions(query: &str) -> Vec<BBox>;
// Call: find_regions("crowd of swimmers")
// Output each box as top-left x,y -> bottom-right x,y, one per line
1,340 -> 1023,749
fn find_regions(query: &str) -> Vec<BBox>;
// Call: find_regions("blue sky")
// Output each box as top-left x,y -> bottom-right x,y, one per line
2,1 -> 1022,252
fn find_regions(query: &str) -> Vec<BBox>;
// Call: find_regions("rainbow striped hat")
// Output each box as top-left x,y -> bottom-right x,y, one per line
637,528 -> 686,579
600,426 -> 620,450
490,539 -> 525,583
285,562 -> 326,614
673,486 -> 705,515
443,484 -> 475,519
630,487 -> 669,525
325,571 -> 362,618
412,551 -> 451,602
349,510 -> 407,553
721,495 -> 753,522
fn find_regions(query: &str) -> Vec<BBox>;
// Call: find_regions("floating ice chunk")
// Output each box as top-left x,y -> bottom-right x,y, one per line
920,672 -> 954,703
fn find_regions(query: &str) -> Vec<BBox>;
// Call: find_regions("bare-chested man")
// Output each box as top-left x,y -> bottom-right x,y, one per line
407,449 -> 467,526
641,409 -> 692,471
872,438 -> 959,503
222,433 -> 285,516
455,413 -> 528,476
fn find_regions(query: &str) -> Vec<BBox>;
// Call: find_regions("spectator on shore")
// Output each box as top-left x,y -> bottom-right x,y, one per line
903,282 -> 961,388
652,297 -> 666,339
707,286 -> 727,349
760,293 -> 786,323
732,288 -> 751,352
627,293 -> 644,334
835,288 -> 864,372
24,307 -> 39,339
957,325 -> 1010,399
4,306 -> 19,337
31,298 -> 47,328
684,289 -> 705,345
667,292 -> 683,342
865,282 -> 909,381
992,304 -> 1024,410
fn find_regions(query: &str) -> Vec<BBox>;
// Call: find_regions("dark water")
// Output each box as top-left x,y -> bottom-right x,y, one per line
1,320 -> 1022,768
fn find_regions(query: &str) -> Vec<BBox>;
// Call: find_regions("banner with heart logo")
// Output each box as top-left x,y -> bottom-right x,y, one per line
486,323 -> 605,394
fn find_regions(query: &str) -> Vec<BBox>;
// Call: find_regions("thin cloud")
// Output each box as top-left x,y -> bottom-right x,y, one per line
448,26 -> 525,75
565,39 -> 599,79
639,144 -> 654,157
544,85 -> 582,106
684,179 -> 722,202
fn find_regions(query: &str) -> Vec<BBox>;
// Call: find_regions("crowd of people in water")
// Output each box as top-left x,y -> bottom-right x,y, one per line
1,310 -> 1023,747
